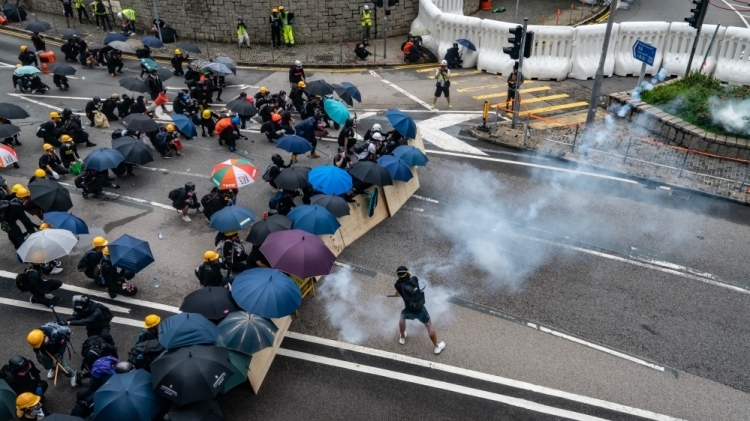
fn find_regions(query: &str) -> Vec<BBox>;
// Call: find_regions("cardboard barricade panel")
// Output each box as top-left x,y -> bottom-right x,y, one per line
248,316 -> 292,394
523,25 -> 575,81
663,23 -> 726,77
568,23 -> 619,80
477,19 -> 518,75
712,26 -> 750,86
412,0 -> 443,51
410,127 -> 426,152
383,167 -> 420,216
434,0 -> 464,16
437,13 -> 482,68
320,229 -> 346,257
613,22 -> 670,76
337,185 -> 390,246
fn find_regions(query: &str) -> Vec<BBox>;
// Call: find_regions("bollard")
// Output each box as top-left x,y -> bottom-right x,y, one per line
623,136 -> 632,164
678,148 -> 690,178
523,115 -> 530,145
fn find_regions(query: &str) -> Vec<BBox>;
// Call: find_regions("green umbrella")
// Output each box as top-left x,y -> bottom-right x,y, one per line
323,98 -> 350,126
222,350 -> 251,393
0,380 -> 16,421
140,58 -> 160,71
14,66 -> 40,76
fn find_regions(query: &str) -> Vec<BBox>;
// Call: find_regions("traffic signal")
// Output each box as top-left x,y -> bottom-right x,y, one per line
523,31 -> 534,59
503,25 -> 523,60
685,0 -> 707,28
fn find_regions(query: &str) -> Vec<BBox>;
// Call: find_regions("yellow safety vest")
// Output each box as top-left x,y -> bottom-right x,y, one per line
122,8 -> 135,20
361,10 -> 372,26
280,11 -> 290,26
74,0 -> 85,9
237,23 -> 247,36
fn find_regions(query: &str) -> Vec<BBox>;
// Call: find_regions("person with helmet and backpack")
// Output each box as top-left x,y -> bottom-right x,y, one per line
262,153 -> 293,190
100,246 -> 138,299
199,108 -> 219,138
218,231 -> 249,274
394,266 -> 446,355
290,81 -> 307,113
127,339 -> 163,372
58,135 -> 81,170
91,0 -> 112,33
215,116 -> 243,152
20,261 -> 63,307
288,60 -> 305,89
61,108 -> 96,147
18,45 -> 38,67
37,112 -> 62,147
169,182 -> 201,222
136,315 -> 160,344
16,392 -> 47,420
63,294 -> 116,346
14,187 -> 43,221
151,124 -> 180,159
196,251 -> 232,287
171,48 -> 188,76
76,236 -> 106,284
26,324 -> 78,386
39,144 -> 67,179
200,187 -> 228,221
3,191 -> 38,250
0,356 -> 48,397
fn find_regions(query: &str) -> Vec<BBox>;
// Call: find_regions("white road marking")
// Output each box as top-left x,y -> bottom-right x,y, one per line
56,181 -> 176,211
354,111 -> 377,120
418,114 -> 488,156
719,0 -> 750,27
403,206 -> 424,212
0,297 -> 143,327
412,194 -> 439,203
8,93 -> 64,111
59,284 -> 182,313
134,165 -> 211,179
286,332 -> 684,421
368,70 -> 433,110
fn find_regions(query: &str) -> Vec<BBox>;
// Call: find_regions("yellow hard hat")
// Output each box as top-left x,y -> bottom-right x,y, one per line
34,169 -> 46,178
43,143 -> 53,151
174,49 -> 182,55
60,134 -> 73,143
92,236 -> 108,247
20,45 -> 27,52
297,81 -> 306,88
224,230 -> 238,236
49,111 -> 60,119
144,314 -> 161,328
102,246 -> 109,256
272,8 -> 278,12
279,5 -> 284,10
166,124 -> 176,132
203,250 -> 219,262
259,87 -> 268,94
15,187 -> 29,198
26,330 -> 45,349
202,110 -> 212,119
15,392 -> 41,417
11,184 -> 23,193
39,222 -> 51,230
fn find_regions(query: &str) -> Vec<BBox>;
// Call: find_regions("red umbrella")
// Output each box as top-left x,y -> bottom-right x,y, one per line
0,144 -> 18,168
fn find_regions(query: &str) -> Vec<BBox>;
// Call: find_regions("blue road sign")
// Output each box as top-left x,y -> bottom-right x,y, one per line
632,40 -> 656,66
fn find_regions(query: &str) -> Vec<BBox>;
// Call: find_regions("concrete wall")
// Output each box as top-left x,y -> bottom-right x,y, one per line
463,0 -> 479,15
28,0 -> 419,43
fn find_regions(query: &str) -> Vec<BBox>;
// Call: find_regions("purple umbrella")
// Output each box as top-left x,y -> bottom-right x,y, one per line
260,229 -> 336,278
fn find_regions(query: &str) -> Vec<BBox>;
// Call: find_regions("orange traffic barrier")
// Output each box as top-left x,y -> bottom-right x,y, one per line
38,51 -> 55,74
480,0 -> 492,11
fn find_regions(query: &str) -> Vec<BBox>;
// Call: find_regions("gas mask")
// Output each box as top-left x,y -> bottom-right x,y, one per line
26,403 -> 43,418
72,294 -> 88,315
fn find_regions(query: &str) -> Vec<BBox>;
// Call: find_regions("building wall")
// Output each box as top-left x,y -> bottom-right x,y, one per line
463,0 -> 479,15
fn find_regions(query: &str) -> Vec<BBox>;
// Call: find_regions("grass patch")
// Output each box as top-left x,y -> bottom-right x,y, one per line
640,72 -> 750,139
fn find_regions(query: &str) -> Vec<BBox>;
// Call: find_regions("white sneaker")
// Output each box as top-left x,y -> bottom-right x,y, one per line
46,369 -> 54,379
182,215 -> 192,222
54,260 -> 62,267
398,331 -> 407,345
70,373 -> 78,387
434,341 -> 446,355
49,267 -> 63,275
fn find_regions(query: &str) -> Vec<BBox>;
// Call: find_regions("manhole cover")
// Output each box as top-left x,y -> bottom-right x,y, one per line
670,190 -> 691,200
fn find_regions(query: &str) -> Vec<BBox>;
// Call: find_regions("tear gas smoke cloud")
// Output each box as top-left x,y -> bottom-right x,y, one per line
709,98 -> 750,136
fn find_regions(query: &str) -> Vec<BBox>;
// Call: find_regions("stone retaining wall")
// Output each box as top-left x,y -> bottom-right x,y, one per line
463,0 -> 479,15
28,0 -> 419,43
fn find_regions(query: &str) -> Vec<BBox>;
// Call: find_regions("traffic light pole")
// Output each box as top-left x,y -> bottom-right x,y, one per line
511,18 -> 528,129
585,0 -> 617,127
685,2 -> 709,77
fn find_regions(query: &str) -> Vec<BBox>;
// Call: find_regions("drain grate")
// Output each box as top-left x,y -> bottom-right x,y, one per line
670,189 -> 691,200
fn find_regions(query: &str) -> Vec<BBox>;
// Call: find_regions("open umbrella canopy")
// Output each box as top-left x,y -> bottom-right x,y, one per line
24,20 -> 51,32
141,36 -> 164,48
45,415 -> 86,421
140,58 -> 160,71
108,234 -> 154,273
217,311 -> 278,355
17,229 -> 77,263
287,205 -> 341,236
2,4 -> 25,22
151,345 -> 234,406
221,350 -> 251,394
189,59 -> 211,72
260,229 -> 337,278
209,206 -> 256,233
349,161 -> 394,186
386,109 -> 417,139
44,211 -> 89,235
211,159 -> 259,189
106,40 -> 134,53
214,55 -> 237,75
276,135 -> 312,154
157,67 -> 174,82
323,99 -> 350,126
122,113 -> 159,132
14,66 -> 40,76
171,113 -> 197,137
111,136 -> 154,166
176,41 -> 201,54
180,287 -> 240,321
272,165 -> 311,191
332,84 -> 354,106
341,82 -> 362,102
456,38 -> 477,51
158,313 -> 220,350
231,268 -> 302,318
29,178 -> 73,212
119,77 -> 150,93
304,80 -> 335,97
0,380 -> 14,421
48,62 -> 76,76
61,28 -> 85,40
93,370 -> 162,421
0,144 -> 18,167
0,103 -> 30,119
392,145 -> 429,166
202,62 -> 232,75
0,124 -> 21,139
246,214 -> 292,246
83,148 -> 125,172
308,166 -> 352,195
104,33 -> 127,44
310,194 -> 350,217
377,155 -> 413,182
168,398 -> 225,421
226,99 -> 257,117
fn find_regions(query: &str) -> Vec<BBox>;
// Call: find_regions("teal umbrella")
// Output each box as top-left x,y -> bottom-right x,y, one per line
140,58 -> 159,71
323,99 -> 350,126
14,66 -> 40,76
222,350 -> 251,393
0,380 -> 15,421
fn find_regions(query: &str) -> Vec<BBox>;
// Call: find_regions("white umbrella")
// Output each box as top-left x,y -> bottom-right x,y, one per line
17,229 -> 78,263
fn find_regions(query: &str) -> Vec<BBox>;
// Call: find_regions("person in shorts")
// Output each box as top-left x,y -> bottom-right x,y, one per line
61,0 -> 76,28
432,60 -> 452,110
394,266 -> 446,355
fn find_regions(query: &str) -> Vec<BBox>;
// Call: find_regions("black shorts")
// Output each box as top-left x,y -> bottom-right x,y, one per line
434,85 -> 450,98
63,4 -> 74,16
401,307 -> 430,324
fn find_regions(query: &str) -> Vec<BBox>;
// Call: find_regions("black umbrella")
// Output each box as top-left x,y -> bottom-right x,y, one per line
24,20 -> 51,32
0,103 -> 30,119
3,4 -> 26,22
61,29 -> 85,40
0,124 -> 21,138
310,194 -> 350,217
48,63 -> 76,76
349,161 -> 394,186
44,415 -> 86,421
247,214 -> 292,246
180,287 -> 240,321
189,59 -> 211,72
273,166 -> 311,190
151,345 -> 234,406
226,99 -> 257,117
123,113 -> 159,132
332,84 -> 354,107
157,67 -> 173,82
168,399 -> 224,421
82,148 -> 125,171
158,27 -> 178,43
177,42 -> 201,54
119,77 -> 150,93
112,136 -> 155,165
213,55 -> 236,75
28,179 -> 73,212
304,80 -> 335,97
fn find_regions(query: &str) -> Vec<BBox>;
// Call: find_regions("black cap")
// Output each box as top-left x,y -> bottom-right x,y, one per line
396,266 -> 409,277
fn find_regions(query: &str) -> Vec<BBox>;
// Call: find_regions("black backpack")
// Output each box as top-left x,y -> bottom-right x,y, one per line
81,335 -> 117,370
399,276 -> 425,311
95,1 -> 105,13
15,270 -> 29,292
74,173 -> 87,189
261,164 -> 278,182
168,187 -> 184,202
127,339 -> 164,372
96,303 -> 114,323
353,141 -> 370,154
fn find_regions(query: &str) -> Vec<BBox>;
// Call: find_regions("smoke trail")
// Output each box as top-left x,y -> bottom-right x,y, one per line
708,97 -> 750,136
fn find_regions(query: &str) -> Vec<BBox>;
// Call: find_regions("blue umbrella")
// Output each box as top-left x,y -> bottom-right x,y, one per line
276,135 -> 313,154
14,66 -> 41,76
158,313 -> 219,350
323,99 -> 350,126
231,268 -> 302,319
139,58 -> 159,71
392,145 -> 429,166
341,82 -> 362,103
43,211 -> 89,235
82,148 -> 125,171
217,311 -> 278,355
170,113 -> 197,138
456,38 -> 476,51
223,350 -> 251,393
104,33 -> 127,44
308,166 -> 352,195
107,234 -> 154,273
202,62 -> 233,75
141,36 -> 164,48
209,205 -> 256,233
287,205 -> 341,235
386,109 -> 417,139
377,155 -> 414,182
93,370 -> 162,421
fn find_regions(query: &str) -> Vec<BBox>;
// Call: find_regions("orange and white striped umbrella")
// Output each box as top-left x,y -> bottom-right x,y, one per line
210,159 -> 259,190
0,145 -> 18,168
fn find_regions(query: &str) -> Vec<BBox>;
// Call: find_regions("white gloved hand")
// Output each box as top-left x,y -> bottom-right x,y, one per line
52,172 -> 59,180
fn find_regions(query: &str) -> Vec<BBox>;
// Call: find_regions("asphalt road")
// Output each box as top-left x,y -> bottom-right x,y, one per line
615,0 -> 749,29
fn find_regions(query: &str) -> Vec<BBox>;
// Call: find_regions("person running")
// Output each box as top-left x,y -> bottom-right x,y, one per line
432,60 -> 452,110
393,266 -> 445,355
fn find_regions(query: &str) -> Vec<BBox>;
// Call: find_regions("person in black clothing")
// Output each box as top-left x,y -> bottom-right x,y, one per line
0,356 -> 48,397
58,136 -> 80,169
171,182 -> 200,222
60,108 -> 95,147
200,187 -> 228,221
248,245 -> 270,269
338,118 -> 356,151
289,81 -> 307,113
18,46 -> 38,67
24,263 -> 63,307
100,247 -> 137,299
106,49 -> 123,77
266,153 -> 292,189
333,146 -> 351,169
136,315 -> 160,344
288,60 -> 305,88
39,144 -> 68,177
260,113 -> 284,143
270,9 -> 282,48
38,112 -> 63,146
279,111 -> 295,133
117,94 -> 133,118
394,266 -> 445,354
71,357 -> 128,418
12,67 -> 25,93
234,92 -> 254,129
3,196 -> 37,249
171,49 -> 187,76
64,295 -> 115,346
61,39 -> 79,62
72,35 -> 87,64
0,118 -> 22,146
101,93 -> 120,121
145,69 -> 167,113
354,43 -> 371,61
77,237 -> 106,281
444,42 -> 463,69
506,61 -> 523,111
273,189 -> 297,216
129,96 -> 148,115
84,97 -> 102,127
53,73 -> 70,91
219,232 -> 249,274
195,251 -> 231,287
172,90 -> 189,115
31,33 -> 45,52
199,109 -> 218,137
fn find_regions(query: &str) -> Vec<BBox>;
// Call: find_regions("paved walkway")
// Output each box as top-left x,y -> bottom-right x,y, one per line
471,0 -> 605,25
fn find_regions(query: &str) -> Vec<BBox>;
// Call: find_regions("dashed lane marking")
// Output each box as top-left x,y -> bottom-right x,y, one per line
471,86 -> 551,99
428,70 -> 482,79
490,94 -> 569,107
516,101 -> 589,116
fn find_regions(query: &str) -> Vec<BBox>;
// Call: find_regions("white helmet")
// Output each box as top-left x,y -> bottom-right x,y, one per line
371,123 -> 382,132
117,12 -> 122,18
364,5 -> 369,10
441,60 -> 448,66
372,132 -> 384,141
294,60 -> 302,67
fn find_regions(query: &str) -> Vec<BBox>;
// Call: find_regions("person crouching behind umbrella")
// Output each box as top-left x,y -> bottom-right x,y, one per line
53,73 -> 70,91
219,231 -> 249,274
196,251 -> 232,287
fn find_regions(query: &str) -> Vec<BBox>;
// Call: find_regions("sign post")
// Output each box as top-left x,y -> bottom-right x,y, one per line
632,40 -> 656,88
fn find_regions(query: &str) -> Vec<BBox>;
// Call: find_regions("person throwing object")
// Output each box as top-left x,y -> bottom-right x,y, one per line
393,266 -> 445,355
